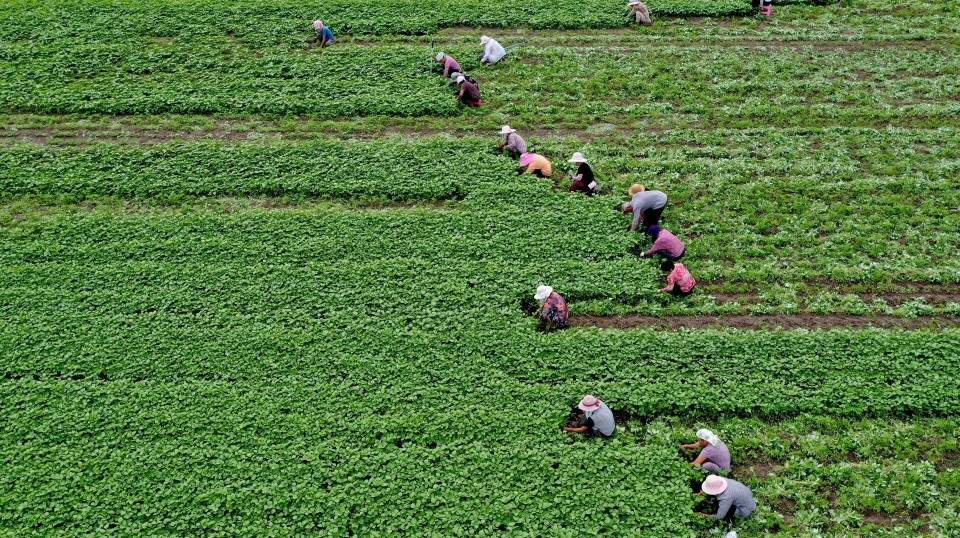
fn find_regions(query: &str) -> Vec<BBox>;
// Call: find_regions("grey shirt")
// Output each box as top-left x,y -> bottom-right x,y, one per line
587,402 -> 615,437
713,479 -> 756,520
504,132 -> 527,154
630,190 -> 668,226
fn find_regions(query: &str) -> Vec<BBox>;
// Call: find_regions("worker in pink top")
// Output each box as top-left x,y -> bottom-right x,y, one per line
434,52 -> 462,78
660,260 -> 695,297
640,225 -> 685,261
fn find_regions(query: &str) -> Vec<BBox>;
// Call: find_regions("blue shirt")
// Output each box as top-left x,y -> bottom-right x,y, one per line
319,27 -> 334,42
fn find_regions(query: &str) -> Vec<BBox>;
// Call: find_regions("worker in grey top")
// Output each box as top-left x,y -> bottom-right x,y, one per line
698,476 -> 756,522
480,35 -> 506,65
622,187 -> 668,232
497,125 -> 527,159
562,395 -> 615,438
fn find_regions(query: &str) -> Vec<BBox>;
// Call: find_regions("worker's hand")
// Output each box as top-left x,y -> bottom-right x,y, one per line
658,288 -> 667,293
629,224 -> 638,232
639,252 -> 648,258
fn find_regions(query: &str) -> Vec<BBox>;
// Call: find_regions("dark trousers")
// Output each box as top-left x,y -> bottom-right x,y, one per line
670,286 -> 693,297
652,248 -> 684,261
506,148 -> 522,159
642,204 -> 666,229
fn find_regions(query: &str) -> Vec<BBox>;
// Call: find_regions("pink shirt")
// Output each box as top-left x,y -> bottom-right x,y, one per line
442,56 -> 461,77
666,263 -> 696,293
644,229 -> 684,257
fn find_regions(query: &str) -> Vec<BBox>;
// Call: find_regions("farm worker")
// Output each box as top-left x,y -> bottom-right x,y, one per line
535,285 -> 569,331
681,429 -> 731,473
622,187 -> 668,232
480,36 -> 506,65
498,125 -> 527,159
660,260 -> 696,297
563,395 -> 615,438
518,153 -> 552,178
313,20 -> 334,47
760,0 -> 773,16
455,74 -> 482,107
627,1 -> 653,26
697,476 -> 756,522
568,152 -> 598,196
640,225 -> 685,261
434,52 -> 461,78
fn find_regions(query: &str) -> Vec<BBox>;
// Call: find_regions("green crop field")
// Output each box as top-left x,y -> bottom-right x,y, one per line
1,0 -> 959,536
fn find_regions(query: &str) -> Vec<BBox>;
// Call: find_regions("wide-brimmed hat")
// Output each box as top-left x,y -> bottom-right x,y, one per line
455,74 -> 466,84
578,395 -> 602,412
499,125 -> 516,135
629,183 -> 645,196
519,153 -> 536,167
701,475 -> 728,496
480,36 -> 491,45
313,20 -> 323,30
450,71 -> 461,80
568,152 -> 587,164
535,285 -> 553,301
435,52 -> 445,61
696,428 -> 720,446
628,1 -> 642,5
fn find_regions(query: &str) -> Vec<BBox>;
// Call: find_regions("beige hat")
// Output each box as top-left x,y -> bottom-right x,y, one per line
534,285 -> 553,302
499,125 -> 516,135
568,152 -> 587,164
629,183 -> 645,196
481,36 -> 491,45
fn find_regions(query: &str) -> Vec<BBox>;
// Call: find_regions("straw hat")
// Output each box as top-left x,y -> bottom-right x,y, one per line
578,395 -> 602,412
629,184 -> 645,196
480,36 -> 491,45
499,125 -> 516,135
568,152 -> 587,164
701,475 -> 728,496
534,285 -> 553,302
696,428 -> 720,446
519,153 -> 536,167
435,52 -> 445,61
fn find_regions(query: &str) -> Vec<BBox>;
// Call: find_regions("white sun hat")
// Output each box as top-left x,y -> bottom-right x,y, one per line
435,52 -> 445,61
628,1 -> 642,5
696,428 -> 720,446
499,125 -> 516,135
450,71 -> 461,80
534,285 -> 553,302
701,475 -> 728,496
455,74 -> 466,84
481,36 -> 491,45
568,152 -> 587,163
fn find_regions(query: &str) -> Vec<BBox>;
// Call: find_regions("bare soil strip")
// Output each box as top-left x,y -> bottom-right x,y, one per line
572,314 -> 960,330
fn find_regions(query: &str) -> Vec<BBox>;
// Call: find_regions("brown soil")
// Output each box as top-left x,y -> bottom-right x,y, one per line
738,459 -> 782,478
861,510 -> 899,526
571,314 -> 960,331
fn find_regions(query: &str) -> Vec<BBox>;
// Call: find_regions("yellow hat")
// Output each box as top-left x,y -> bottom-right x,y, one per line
629,184 -> 645,196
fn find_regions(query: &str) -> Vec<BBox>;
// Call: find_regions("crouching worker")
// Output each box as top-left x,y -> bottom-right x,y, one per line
519,152 -> 552,178
454,74 -> 482,107
698,476 -> 756,522
310,20 -> 335,47
498,125 -> 527,159
434,52 -> 461,77
535,285 -> 568,331
627,1 -> 652,26
660,260 -> 695,297
563,395 -> 615,438
641,225 -> 685,261
480,36 -> 506,65
568,152 -> 599,196
623,187 -> 668,232
682,429 -> 731,473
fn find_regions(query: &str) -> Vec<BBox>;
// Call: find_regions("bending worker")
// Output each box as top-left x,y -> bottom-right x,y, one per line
454,74 -> 482,107
480,35 -> 506,65
535,285 -> 568,331
312,20 -> 335,47
698,476 -> 756,522
622,186 -> 668,232
627,1 -> 653,26
660,260 -> 696,297
568,152 -> 598,196
563,395 -> 615,438
640,225 -> 685,261
498,125 -> 527,158
519,152 -> 552,177
434,52 -> 461,78
681,429 -> 731,473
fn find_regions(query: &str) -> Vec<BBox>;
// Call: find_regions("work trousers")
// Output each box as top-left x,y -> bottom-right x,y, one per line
642,204 -> 666,229
634,7 -> 652,25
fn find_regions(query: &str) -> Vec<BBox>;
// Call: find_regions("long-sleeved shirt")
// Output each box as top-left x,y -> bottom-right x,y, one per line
503,132 -> 527,154
481,39 -> 506,64
459,81 -> 481,104
441,56 -> 461,77
524,154 -> 552,176
569,162 -> 595,196
700,441 -> 731,471
665,263 -> 696,293
629,190 -> 668,226
539,292 -> 569,328
713,479 -> 756,520
643,229 -> 684,257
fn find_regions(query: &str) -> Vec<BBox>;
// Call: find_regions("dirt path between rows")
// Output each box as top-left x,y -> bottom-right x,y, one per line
572,314 -> 960,330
